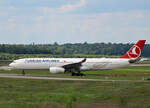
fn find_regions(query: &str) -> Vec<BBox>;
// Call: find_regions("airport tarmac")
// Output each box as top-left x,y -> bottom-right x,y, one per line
0,74 -> 150,82
0,64 -> 150,82
0,66 -> 12,70
130,64 -> 150,67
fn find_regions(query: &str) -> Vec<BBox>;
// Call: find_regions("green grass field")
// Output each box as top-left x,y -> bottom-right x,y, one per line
0,66 -> 150,108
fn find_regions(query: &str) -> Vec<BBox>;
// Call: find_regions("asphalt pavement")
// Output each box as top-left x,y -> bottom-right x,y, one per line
0,74 -> 150,82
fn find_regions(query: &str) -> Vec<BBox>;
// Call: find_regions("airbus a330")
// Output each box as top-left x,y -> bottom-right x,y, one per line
9,40 -> 146,76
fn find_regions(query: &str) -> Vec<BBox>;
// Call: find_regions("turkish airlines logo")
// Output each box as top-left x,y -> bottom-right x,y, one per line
128,45 -> 141,59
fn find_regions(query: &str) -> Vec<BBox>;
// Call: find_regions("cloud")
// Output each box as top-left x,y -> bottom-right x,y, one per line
0,3 -> 150,44
60,0 -> 86,12
8,6 -> 17,11
35,10 -> 150,43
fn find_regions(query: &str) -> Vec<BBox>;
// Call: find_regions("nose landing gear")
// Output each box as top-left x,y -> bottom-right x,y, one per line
22,70 -> 25,76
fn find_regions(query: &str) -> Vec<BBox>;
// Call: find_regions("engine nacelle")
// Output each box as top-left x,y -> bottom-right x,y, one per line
49,67 -> 65,74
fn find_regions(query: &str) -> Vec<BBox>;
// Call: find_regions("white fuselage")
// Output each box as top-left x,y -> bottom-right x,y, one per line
9,58 -> 130,71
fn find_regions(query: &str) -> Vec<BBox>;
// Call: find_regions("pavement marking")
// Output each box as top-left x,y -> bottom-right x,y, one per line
0,74 -> 150,82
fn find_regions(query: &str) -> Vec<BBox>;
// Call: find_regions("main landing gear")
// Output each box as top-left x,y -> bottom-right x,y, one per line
72,72 -> 86,77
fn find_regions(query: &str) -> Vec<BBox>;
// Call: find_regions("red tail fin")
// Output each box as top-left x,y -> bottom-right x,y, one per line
120,40 -> 146,59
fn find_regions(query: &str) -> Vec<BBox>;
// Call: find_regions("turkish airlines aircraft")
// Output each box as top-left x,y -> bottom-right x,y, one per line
9,40 -> 146,76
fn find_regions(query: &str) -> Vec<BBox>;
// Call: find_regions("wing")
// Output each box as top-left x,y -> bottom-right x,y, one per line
62,58 -> 86,73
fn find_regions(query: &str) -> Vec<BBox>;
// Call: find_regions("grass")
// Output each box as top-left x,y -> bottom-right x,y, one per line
0,66 -> 150,107
0,78 -> 150,108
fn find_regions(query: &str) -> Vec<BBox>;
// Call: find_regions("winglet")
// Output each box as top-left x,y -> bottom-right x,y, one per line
120,40 -> 146,59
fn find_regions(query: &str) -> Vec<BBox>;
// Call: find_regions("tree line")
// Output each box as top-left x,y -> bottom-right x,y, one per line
0,42 -> 149,57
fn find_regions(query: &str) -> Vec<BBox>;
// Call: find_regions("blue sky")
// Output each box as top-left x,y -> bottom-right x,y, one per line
0,0 -> 150,44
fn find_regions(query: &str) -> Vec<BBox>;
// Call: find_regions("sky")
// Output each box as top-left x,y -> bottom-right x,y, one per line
0,0 -> 150,44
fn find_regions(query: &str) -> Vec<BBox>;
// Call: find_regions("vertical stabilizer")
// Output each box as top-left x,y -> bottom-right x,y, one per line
120,40 -> 146,59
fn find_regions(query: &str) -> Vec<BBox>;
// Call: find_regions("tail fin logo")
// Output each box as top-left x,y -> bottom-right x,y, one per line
128,45 -> 141,59
120,40 -> 146,59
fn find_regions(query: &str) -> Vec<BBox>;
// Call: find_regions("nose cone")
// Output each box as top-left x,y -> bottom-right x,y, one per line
9,63 -> 15,67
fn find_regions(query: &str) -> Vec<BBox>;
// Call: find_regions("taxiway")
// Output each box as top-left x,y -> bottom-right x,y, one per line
0,74 -> 150,82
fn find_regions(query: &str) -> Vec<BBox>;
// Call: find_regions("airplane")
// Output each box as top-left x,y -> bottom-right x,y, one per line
9,40 -> 146,76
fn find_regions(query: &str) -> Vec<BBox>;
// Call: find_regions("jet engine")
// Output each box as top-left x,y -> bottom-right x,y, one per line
49,67 -> 65,74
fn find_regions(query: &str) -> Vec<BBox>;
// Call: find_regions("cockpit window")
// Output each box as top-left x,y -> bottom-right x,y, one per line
12,61 -> 17,63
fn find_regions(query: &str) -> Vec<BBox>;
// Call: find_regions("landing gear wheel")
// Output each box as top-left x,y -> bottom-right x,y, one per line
72,72 -> 86,77
22,70 -> 25,76
80,73 -> 86,77
72,72 -> 77,76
